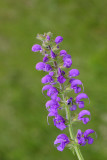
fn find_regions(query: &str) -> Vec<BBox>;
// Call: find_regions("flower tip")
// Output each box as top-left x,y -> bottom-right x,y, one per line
32,44 -> 42,52
55,36 -> 63,44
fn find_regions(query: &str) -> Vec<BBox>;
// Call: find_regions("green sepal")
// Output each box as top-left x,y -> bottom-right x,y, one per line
67,142 -> 76,155
36,34 -> 45,41
47,32 -> 53,37
52,45 -> 59,51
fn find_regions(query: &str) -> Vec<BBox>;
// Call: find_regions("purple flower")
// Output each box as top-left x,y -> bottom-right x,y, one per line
57,75 -> 66,84
84,129 -> 95,144
70,79 -> 82,94
46,100 -> 60,109
77,129 -> 86,146
54,134 -> 70,151
63,54 -> 71,60
76,93 -> 88,108
47,87 -> 59,97
76,93 -> 88,101
48,107 -> 58,117
69,69 -> 80,78
41,75 -> 53,84
50,50 -> 57,59
53,115 -> 67,130
56,97 -> 61,102
70,105 -> 77,111
84,129 -> 95,138
51,92 -> 58,99
60,50 -> 67,56
74,87 -> 81,94
42,85 -> 52,91
43,56 -> 49,63
32,44 -> 42,52
67,97 -> 73,105
49,71 -> 54,76
58,68 -> 62,76
77,129 -> 95,146
63,57 -> 72,68
71,79 -> 82,88
47,35 -> 50,41
78,110 -> 90,124
45,64 -> 52,72
36,62 -> 45,71
55,36 -> 63,44
58,68 -> 65,76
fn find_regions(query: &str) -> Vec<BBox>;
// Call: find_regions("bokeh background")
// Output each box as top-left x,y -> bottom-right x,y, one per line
0,0 -> 107,159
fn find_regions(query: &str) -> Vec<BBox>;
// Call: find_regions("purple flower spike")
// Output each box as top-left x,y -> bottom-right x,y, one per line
32,32 -> 96,151
45,64 -> 52,72
32,44 -> 42,52
41,75 -> 53,84
60,50 -> 67,56
78,110 -> 91,124
70,105 -> 77,111
50,50 -> 57,59
54,134 -> 70,151
69,69 -> 80,78
55,36 -> 63,44
36,62 -> 45,71
57,75 -> 66,84
53,115 -> 67,130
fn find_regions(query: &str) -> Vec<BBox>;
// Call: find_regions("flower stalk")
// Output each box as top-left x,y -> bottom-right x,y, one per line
31,32 -> 95,159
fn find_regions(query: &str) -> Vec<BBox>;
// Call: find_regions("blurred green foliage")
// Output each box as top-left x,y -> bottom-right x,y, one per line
0,0 -> 107,159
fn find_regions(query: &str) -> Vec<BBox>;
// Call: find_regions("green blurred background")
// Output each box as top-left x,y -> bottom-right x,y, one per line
0,0 -> 107,159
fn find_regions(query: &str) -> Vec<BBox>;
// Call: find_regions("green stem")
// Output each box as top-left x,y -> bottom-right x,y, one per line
63,95 -> 84,160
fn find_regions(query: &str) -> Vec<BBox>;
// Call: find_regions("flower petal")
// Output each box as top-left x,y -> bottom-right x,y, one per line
55,36 -> 63,44
87,136 -> 94,144
32,44 -> 42,52
84,129 -> 95,137
71,79 -> 82,88
69,69 -> 80,77
78,110 -> 90,118
76,93 -> 88,102
60,50 -> 67,56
